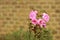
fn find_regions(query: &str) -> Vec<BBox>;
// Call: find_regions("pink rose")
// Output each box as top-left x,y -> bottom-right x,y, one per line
29,10 -> 38,20
42,13 -> 49,22
38,19 -> 46,28
31,18 -> 38,25
29,10 -> 50,28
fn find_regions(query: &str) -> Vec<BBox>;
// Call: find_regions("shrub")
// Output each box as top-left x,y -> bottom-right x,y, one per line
4,10 -> 53,40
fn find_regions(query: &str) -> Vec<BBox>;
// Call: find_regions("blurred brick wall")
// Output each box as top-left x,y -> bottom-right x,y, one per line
0,0 -> 60,40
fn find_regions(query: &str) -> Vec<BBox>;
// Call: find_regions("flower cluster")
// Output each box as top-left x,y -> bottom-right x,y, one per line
29,10 -> 49,28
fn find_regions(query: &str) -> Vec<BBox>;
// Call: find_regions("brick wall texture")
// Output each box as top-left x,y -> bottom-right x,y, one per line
0,0 -> 60,40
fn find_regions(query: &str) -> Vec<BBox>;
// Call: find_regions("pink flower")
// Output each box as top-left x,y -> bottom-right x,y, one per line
38,19 -> 46,28
29,10 -> 38,20
29,10 -> 50,28
42,13 -> 49,22
31,18 -> 38,25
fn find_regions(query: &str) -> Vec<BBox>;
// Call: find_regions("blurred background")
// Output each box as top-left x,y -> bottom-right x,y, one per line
0,0 -> 60,40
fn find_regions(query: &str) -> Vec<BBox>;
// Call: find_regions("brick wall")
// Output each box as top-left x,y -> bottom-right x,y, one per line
0,0 -> 60,40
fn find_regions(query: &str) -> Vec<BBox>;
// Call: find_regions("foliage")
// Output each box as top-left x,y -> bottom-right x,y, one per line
4,26 -> 53,40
